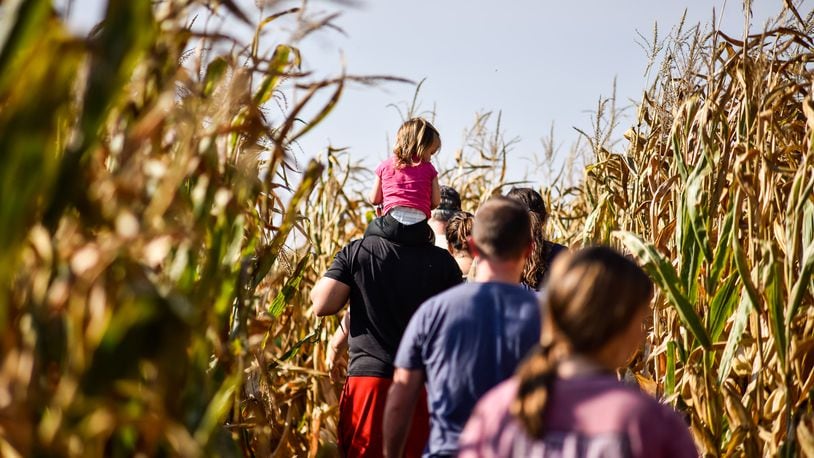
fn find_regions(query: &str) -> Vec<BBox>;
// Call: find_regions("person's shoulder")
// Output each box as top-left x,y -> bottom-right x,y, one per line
409,283 -> 467,324
422,243 -> 455,257
419,160 -> 437,174
375,157 -> 394,174
332,238 -> 362,255
417,244 -> 458,265
418,282 -> 470,311
489,282 -> 540,301
429,281 -> 470,299
460,379 -> 521,458
590,378 -> 675,420
479,377 -> 519,406
544,241 -> 568,262
610,382 -> 696,454
344,237 -> 366,250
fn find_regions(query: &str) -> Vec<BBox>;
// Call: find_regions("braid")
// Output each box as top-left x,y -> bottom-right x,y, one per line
445,212 -> 474,253
510,343 -> 557,438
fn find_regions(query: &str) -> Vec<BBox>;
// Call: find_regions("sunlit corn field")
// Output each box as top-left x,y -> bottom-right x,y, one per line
0,1 -> 813,456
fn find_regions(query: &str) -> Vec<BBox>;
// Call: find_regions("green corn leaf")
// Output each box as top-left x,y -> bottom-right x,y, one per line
719,289 -> 755,383
666,340 -> 677,397
686,156 -> 712,263
708,203 -> 735,290
581,197 -> 606,244
676,176 -> 703,302
194,373 -> 241,445
269,253 -> 310,317
203,56 -> 229,97
762,245 -> 786,365
708,274 -> 739,342
0,0 -> 50,92
802,200 -> 814,250
732,218 -> 761,312
254,44 -> 300,105
669,124 -> 686,180
615,230 -> 712,350
679,227 -> 703,304
787,238 -> 814,327
268,325 -> 322,369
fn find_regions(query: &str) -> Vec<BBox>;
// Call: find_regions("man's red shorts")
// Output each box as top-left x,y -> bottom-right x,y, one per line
338,375 -> 429,457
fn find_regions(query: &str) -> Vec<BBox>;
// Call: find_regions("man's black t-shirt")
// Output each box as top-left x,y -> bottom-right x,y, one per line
324,215 -> 462,377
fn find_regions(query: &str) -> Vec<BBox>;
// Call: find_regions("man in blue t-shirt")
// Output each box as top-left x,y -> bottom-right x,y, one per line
383,197 -> 542,458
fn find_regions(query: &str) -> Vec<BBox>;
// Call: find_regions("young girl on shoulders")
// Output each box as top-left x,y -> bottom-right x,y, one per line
369,117 -> 441,223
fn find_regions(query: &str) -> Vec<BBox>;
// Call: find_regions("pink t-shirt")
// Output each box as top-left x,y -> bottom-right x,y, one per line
459,376 -> 698,458
375,157 -> 437,219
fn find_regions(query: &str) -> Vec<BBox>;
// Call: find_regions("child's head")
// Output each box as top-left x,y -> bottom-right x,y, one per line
506,187 -> 547,223
511,246 -> 654,437
544,246 -> 653,358
393,118 -> 441,166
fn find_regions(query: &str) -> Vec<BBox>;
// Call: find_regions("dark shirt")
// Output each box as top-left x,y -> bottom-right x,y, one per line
394,282 -> 541,456
324,214 -> 462,377
532,241 -> 568,289
544,241 -> 567,267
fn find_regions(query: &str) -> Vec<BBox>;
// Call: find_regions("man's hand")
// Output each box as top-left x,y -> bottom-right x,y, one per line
326,313 -> 350,383
383,368 -> 425,458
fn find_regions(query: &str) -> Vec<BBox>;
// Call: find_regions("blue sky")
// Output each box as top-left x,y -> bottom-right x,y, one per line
60,0 -> 787,182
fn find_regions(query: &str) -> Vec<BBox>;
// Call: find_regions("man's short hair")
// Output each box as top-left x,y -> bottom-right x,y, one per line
431,186 -> 462,222
472,197 -> 531,261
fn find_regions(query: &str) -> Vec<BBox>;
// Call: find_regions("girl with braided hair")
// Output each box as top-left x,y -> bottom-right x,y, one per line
444,211 -> 475,280
459,246 -> 696,458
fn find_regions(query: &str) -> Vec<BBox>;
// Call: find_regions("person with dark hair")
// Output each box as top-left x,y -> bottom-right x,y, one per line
429,185 -> 462,248
383,197 -> 541,458
312,212 -> 462,457
506,187 -> 547,218
444,211 -> 474,280
506,186 -> 567,289
458,247 -> 697,457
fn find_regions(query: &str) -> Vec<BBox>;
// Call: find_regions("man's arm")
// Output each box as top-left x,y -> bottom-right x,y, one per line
326,312 -> 350,382
383,368 -> 425,458
311,277 -> 351,317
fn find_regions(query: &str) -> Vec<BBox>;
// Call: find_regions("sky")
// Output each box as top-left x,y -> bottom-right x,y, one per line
59,0 -> 789,183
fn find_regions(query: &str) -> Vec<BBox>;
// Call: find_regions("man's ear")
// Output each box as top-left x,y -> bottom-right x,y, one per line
467,236 -> 479,257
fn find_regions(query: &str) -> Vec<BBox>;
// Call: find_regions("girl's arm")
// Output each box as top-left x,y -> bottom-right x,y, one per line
430,175 -> 441,209
369,176 -> 383,205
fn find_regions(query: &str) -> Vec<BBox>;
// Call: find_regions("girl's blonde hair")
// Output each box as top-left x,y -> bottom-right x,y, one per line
511,246 -> 653,438
393,118 -> 440,167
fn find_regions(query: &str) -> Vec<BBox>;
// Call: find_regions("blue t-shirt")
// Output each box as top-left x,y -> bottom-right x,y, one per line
394,282 -> 541,457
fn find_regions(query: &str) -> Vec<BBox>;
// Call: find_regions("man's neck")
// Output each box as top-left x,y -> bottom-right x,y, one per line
428,218 -> 446,236
472,257 -> 523,284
